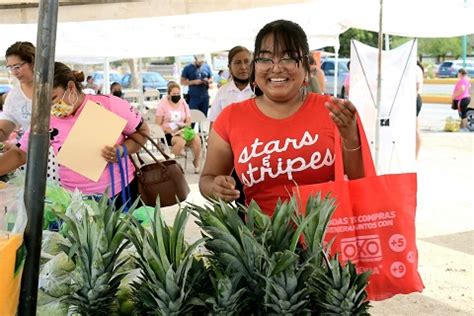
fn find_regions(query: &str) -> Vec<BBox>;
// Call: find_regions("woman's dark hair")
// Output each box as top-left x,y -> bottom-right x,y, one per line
5,41 -> 35,64
228,45 -> 251,66
167,81 -> 180,94
458,68 -> 467,76
250,20 -> 310,96
53,62 -> 84,92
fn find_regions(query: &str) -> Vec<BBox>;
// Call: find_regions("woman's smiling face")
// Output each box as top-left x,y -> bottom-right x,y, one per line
254,34 -> 306,103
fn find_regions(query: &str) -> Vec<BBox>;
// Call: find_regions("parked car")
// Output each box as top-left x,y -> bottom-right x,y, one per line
0,84 -> 11,95
89,71 -> 123,93
321,57 -> 350,97
121,71 -> 168,97
437,60 -> 474,78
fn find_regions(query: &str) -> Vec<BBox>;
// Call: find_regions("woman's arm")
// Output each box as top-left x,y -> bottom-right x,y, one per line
0,120 -> 17,142
0,146 -> 26,176
101,121 -> 150,162
199,129 -> 240,201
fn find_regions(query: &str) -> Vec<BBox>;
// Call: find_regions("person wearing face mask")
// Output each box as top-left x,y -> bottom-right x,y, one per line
180,54 -> 213,116
208,46 -> 254,128
110,82 -> 123,98
0,41 -> 35,144
199,20 -> 365,215
0,62 -> 150,209
155,81 -> 201,173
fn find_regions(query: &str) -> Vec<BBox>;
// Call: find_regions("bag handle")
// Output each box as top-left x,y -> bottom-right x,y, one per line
334,117 -> 377,180
126,130 -> 169,171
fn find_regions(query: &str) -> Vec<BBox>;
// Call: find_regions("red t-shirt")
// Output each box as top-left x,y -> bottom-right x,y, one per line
213,93 -> 336,215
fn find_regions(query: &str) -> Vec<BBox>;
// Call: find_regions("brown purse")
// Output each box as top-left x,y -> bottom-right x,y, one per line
129,131 -> 190,207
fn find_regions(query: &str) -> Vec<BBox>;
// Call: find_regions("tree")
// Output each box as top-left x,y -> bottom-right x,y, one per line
324,28 -> 379,57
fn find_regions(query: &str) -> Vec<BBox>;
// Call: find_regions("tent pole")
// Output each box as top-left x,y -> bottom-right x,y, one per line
18,0 -> 58,314
462,0 -> 467,67
374,0 -> 384,170
334,45 -> 339,97
104,57 -> 110,94
138,58 -> 145,112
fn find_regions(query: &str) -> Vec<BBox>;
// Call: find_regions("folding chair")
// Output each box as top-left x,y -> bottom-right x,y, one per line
123,90 -> 141,108
144,90 -> 161,110
190,109 -> 209,157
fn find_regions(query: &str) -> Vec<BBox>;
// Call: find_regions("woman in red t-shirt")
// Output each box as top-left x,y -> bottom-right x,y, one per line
199,20 -> 364,215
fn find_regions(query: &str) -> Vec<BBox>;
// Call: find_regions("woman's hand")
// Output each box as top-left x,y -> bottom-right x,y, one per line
325,97 -> 360,149
102,145 -> 123,163
211,175 -> 240,202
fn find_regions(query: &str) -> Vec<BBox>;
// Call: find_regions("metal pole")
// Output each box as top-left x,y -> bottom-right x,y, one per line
374,0 -> 383,170
18,0 -> 58,315
462,0 -> 467,67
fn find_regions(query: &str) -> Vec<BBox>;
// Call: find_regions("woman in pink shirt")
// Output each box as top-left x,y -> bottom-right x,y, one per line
452,68 -> 471,131
0,62 -> 149,209
156,82 -> 201,173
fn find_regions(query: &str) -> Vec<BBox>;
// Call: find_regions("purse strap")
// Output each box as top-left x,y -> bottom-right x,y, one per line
108,144 -> 131,212
334,117 -> 377,180
127,129 -> 170,171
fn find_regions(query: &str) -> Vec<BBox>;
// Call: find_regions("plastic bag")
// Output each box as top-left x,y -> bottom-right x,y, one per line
444,117 -> 461,132
0,185 -> 27,316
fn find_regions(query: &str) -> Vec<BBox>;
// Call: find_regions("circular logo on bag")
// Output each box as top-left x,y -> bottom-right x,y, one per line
389,234 -> 407,252
390,261 -> 406,278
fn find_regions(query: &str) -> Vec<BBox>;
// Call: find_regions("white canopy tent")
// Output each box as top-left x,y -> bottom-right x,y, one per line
0,1 -> 346,64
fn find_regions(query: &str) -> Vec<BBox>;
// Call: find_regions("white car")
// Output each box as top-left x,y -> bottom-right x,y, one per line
321,58 -> 350,98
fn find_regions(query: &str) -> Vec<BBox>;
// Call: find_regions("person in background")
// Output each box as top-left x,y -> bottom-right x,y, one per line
344,61 -> 351,99
110,81 -> 123,98
216,70 -> 228,88
155,81 -> 201,173
0,41 -> 35,144
84,75 -> 98,95
208,45 -> 253,126
308,54 -> 326,94
199,19 -> 364,215
208,45 -> 254,206
0,62 -> 149,208
415,61 -> 424,158
180,54 -> 213,116
452,68 -> 471,131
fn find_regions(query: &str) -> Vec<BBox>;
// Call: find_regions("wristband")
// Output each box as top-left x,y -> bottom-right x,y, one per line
343,144 -> 361,152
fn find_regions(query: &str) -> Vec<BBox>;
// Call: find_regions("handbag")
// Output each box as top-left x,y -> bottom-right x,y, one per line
129,131 -> 190,207
294,120 -> 424,301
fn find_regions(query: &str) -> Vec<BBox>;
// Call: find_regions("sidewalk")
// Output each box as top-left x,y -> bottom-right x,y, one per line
161,103 -> 473,315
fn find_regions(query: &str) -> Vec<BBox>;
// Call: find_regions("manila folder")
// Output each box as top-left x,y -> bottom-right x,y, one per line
57,100 -> 127,182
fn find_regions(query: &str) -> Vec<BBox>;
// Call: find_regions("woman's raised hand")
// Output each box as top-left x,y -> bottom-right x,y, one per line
325,97 -> 360,148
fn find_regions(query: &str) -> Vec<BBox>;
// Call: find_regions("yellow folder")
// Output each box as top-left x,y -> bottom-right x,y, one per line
57,100 -> 127,182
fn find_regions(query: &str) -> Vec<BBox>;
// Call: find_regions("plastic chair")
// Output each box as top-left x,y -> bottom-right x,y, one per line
123,91 -> 141,107
143,123 -> 171,161
144,90 -> 161,110
190,109 -> 209,157
142,109 -> 157,124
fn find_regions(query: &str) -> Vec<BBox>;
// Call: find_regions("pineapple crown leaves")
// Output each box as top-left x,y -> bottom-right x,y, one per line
307,258 -> 371,315
55,193 -> 134,314
293,192 -> 336,257
127,202 -> 204,282
204,270 -> 248,315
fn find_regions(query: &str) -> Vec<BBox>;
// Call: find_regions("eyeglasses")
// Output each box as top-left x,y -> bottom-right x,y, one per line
254,57 -> 302,73
5,62 -> 27,73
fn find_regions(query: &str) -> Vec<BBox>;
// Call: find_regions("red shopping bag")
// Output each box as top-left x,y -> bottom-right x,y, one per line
295,121 -> 424,301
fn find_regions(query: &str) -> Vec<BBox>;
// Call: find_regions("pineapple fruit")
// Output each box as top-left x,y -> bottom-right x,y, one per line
57,195 -> 134,315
